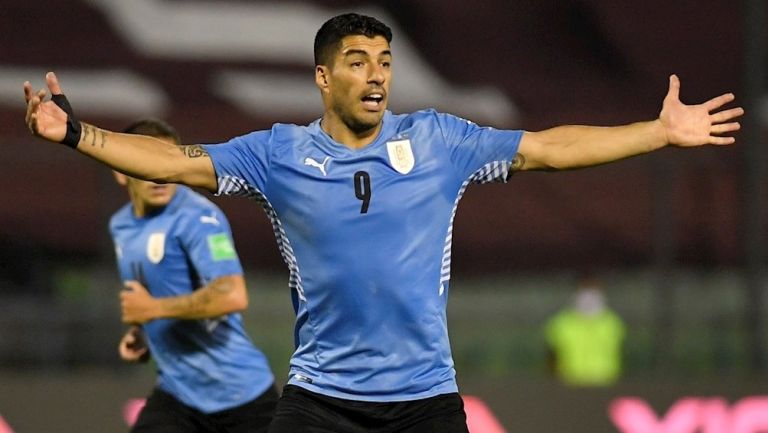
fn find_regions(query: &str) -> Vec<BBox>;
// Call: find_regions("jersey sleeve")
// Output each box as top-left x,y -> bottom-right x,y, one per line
434,112 -> 523,183
177,206 -> 244,284
203,130 -> 273,197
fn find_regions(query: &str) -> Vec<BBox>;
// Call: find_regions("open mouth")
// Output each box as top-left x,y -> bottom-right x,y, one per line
361,92 -> 384,110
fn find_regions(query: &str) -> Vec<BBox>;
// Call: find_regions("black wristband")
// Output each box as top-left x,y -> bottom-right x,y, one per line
51,94 -> 82,149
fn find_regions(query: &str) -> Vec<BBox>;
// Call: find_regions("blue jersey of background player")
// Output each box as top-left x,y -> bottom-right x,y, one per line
110,119 -> 277,433
26,12 -> 743,433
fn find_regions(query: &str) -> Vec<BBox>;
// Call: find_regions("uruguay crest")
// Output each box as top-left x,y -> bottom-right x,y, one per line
146,232 -> 166,264
386,139 -> 415,174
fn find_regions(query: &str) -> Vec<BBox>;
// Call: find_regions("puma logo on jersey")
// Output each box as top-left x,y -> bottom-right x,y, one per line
304,156 -> 331,176
200,213 -> 220,226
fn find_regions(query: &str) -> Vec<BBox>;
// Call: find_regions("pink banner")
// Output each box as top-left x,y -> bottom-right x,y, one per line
610,396 -> 768,433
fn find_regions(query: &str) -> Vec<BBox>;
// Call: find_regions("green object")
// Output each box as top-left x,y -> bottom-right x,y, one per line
545,308 -> 626,386
207,233 -> 237,261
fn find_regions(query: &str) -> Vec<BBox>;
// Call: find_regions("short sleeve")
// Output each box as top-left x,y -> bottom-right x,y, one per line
177,206 -> 243,284
434,112 -> 523,183
203,130 -> 273,197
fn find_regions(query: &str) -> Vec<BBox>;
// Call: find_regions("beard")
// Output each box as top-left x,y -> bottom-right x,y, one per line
333,102 -> 383,135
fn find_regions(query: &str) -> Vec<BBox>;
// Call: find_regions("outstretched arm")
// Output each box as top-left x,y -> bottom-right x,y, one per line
514,75 -> 744,171
120,275 -> 248,324
24,72 -> 217,191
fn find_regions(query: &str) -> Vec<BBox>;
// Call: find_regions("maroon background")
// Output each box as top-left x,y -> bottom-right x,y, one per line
0,0 -> 763,276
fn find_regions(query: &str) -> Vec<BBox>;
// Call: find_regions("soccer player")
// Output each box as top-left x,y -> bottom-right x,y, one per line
24,13 -> 742,433
110,119 -> 277,433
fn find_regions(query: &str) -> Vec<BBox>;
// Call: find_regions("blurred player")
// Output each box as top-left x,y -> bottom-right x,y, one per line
111,119 -> 277,433
24,13 -> 742,433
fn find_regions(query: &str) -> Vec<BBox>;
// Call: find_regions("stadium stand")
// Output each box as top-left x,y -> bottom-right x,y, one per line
0,0 -> 757,277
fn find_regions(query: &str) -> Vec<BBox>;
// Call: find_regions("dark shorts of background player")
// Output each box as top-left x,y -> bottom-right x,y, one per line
267,385 -> 469,433
131,384 -> 278,433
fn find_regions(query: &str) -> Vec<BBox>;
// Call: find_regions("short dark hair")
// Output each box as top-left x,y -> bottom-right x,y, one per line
314,13 -> 393,66
122,118 -> 180,144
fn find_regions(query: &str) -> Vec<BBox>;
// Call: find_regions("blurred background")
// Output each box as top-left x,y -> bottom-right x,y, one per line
0,0 -> 766,432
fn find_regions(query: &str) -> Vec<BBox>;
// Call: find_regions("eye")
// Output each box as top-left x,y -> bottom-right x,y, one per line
351,61 -> 364,68
381,61 -> 391,68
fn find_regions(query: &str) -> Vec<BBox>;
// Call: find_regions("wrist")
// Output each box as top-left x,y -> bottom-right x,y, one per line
649,119 -> 669,151
50,94 -> 81,149
152,299 -> 168,320
62,119 -> 82,149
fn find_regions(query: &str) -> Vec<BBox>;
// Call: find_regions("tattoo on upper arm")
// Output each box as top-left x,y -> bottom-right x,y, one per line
81,123 -> 107,148
178,145 -> 210,159
511,153 -> 526,172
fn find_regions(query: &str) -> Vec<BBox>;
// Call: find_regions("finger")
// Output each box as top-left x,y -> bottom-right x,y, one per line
119,344 -> 131,358
22,84 -> 45,105
28,112 -> 38,135
26,91 -> 46,121
23,81 -> 32,102
703,93 -> 736,111
710,107 -> 744,123
124,333 -> 136,345
25,93 -> 38,125
709,136 -> 736,146
35,89 -> 47,109
666,74 -> 680,102
130,347 -> 149,360
120,345 -> 145,361
27,100 -> 42,133
124,280 -> 142,291
710,122 -> 741,134
46,72 -> 64,95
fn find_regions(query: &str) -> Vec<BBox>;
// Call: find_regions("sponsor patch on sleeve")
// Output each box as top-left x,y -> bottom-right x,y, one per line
207,233 -> 237,261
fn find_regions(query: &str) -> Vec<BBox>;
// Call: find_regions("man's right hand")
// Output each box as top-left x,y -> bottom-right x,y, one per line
24,72 -> 219,192
24,72 -> 71,144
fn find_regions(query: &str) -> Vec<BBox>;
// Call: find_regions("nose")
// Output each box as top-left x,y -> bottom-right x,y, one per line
368,64 -> 385,85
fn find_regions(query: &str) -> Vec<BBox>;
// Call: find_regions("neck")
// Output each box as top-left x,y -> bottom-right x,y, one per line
131,202 -> 164,218
129,195 -> 171,218
320,112 -> 382,149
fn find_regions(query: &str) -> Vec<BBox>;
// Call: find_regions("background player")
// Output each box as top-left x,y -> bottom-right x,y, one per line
24,13 -> 742,433
111,119 -> 277,433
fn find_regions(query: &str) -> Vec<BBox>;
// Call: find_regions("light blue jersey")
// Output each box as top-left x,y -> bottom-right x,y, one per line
110,186 -> 274,413
204,110 -> 521,401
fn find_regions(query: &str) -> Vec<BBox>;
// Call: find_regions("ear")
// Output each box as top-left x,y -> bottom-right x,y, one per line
113,170 -> 128,186
315,65 -> 330,92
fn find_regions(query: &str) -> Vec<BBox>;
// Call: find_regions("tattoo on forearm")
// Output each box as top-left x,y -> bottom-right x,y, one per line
511,153 -> 526,171
166,291 -> 210,316
81,123 -> 107,148
210,278 -> 235,295
164,278 -> 234,317
178,145 -> 210,159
